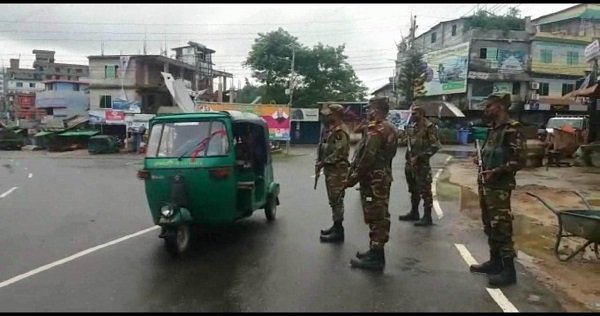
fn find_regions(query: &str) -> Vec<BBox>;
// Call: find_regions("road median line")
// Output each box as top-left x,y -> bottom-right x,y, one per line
454,243 -> 519,313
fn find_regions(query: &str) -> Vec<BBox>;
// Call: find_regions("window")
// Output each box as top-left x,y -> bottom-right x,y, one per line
567,51 -> 579,65
100,95 -> 112,108
55,67 -> 60,72
67,68 -> 71,74
539,82 -> 549,96
480,48 -> 487,59
39,66 -> 44,71
562,83 -> 575,96
46,75 -> 52,80
76,69 -> 83,73
540,49 -> 553,63
147,121 -> 229,158
104,65 -> 118,78
431,32 -> 437,43
16,82 -> 23,87
512,82 -> 521,95
29,83 -> 36,88
451,25 -> 457,36
54,75 -> 60,80
67,76 -> 71,80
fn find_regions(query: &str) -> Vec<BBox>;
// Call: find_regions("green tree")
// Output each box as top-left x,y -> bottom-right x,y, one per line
244,29 -> 368,107
293,43 -> 368,107
396,47 -> 427,107
235,78 -> 261,103
243,28 -> 305,104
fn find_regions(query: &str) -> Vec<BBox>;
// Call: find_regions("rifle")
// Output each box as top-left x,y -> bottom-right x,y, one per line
314,122 -> 325,190
475,139 -> 487,196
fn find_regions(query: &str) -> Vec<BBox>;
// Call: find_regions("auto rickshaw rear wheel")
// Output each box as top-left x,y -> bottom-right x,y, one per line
164,224 -> 190,256
265,196 -> 277,222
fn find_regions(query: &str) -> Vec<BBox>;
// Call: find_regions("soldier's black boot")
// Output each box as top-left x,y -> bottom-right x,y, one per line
469,250 -> 502,274
320,221 -> 344,242
414,207 -> 433,226
350,247 -> 385,271
355,248 -> 372,259
488,257 -> 517,287
399,196 -> 420,221
320,222 -> 336,236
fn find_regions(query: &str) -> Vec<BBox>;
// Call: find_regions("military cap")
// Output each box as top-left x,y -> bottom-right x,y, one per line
320,103 -> 345,116
368,97 -> 390,113
481,93 -> 511,109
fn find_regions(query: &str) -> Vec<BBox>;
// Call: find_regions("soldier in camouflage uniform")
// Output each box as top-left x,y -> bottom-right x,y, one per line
344,97 -> 398,270
469,93 -> 526,287
317,104 -> 351,243
398,105 -> 441,227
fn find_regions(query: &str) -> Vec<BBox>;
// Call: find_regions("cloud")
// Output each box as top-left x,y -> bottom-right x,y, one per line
0,3 -> 578,93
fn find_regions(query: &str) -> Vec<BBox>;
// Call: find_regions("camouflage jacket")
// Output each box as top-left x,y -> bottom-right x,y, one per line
481,118 -> 527,190
405,118 -> 441,164
347,119 -> 398,186
319,122 -> 350,166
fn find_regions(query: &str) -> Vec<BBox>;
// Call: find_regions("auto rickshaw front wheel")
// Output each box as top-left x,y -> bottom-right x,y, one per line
265,196 -> 278,222
164,224 -> 190,256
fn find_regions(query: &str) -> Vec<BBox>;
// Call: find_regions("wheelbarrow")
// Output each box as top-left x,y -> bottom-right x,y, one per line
526,191 -> 600,262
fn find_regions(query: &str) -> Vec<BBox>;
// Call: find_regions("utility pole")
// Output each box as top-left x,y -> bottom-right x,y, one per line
409,15 -> 417,49
286,46 -> 295,154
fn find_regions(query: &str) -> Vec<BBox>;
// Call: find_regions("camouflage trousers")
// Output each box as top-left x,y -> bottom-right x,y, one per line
405,163 -> 433,212
359,170 -> 392,249
478,185 -> 516,258
324,163 -> 349,222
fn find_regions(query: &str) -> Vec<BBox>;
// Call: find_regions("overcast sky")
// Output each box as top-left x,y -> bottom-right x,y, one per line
0,3 -> 577,93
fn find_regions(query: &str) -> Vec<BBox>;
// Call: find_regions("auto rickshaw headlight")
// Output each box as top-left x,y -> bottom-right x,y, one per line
161,205 -> 174,217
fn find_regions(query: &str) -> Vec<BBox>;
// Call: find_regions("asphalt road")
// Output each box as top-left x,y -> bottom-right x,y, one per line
0,147 -> 564,312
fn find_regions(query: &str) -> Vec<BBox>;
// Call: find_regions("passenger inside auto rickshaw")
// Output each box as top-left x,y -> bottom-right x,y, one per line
234,124 -> 266,176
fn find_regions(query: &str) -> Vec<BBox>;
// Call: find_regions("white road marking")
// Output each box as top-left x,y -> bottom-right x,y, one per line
0,226 -> 160,290
28,173 -> 33,179
454,243 -> 478,266
486,288 -> 520,313
454,244 -> 520,313
432,156 -> 452,220
0,187 -> 18,198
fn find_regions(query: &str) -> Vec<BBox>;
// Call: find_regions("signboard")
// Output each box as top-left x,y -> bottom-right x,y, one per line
112,99 -> 141,113
105,110 -> 125,124
423,42 -> 469,96
88,110 -> 106,124
387,110 -> 412,130
196,102 -> 291,141
291,108 -> 319,122
125,114 -> 155,130
585,40 -> 600,63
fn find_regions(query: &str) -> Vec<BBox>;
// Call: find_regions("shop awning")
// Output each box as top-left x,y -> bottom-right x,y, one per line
57,130 -> 100,137
34,131 -> 56,137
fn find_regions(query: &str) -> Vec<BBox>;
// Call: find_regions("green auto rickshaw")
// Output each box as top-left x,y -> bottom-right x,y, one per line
138,111 -> 281,255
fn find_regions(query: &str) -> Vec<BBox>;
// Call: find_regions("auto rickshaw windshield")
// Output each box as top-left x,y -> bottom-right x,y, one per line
145,120 -> 230,158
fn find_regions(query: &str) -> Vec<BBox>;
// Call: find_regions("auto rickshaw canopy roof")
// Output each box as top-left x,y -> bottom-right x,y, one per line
152,111 -> 267,128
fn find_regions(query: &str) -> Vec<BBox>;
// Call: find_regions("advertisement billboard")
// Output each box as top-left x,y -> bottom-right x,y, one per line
422,42 -> 470,96
196,102 -> 291,141
291,108 -> 319,122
